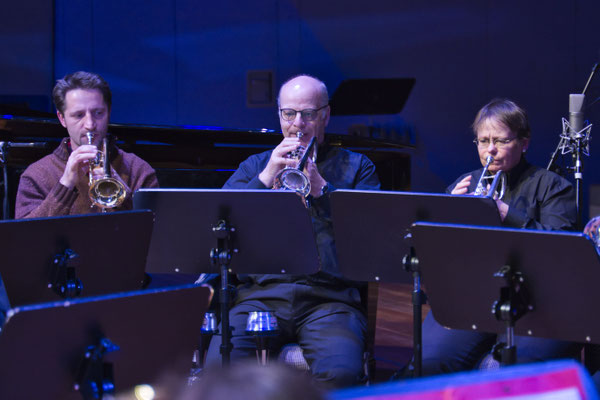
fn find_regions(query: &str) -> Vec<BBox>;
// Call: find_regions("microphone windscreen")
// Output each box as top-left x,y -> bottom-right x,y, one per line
569,93 -> 585,134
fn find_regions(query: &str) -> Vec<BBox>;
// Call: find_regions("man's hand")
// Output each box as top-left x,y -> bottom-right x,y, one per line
59,144 -> 98,189
259,137 -> 303,187
304,158 -> 327,198
450,175 -> 472,195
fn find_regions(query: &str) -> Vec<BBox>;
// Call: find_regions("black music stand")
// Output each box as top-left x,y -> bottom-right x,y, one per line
330,189 -> 502,376
411,222 -> 600,365
0,210 -> 154,309
330,78 -> 415,115
0,284 -> 211,400
331,189 -> 502,282
133,189 -> 320,365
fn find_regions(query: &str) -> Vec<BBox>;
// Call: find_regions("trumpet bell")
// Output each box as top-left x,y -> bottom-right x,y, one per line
273,168 -> 311,198
89,177 -> 126,209
86,132 -> 127,209
271,136 -> 316,198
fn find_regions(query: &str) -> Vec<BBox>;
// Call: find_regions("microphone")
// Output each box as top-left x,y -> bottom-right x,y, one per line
569,93 -> 585,136
567,61 -> 598,139
559,92 -> 592,157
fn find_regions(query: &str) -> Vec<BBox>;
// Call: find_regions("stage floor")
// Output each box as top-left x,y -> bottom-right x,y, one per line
372,283 -> 431,382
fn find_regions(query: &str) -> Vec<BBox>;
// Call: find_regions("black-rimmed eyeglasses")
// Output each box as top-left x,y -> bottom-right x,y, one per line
279,105 -> 328,122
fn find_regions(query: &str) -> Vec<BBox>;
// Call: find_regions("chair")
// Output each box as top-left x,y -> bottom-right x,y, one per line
200,279 -> 379,384
277,282 -> 379,383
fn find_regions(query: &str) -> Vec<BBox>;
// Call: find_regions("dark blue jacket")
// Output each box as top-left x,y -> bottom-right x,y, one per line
224,143 -> 380,286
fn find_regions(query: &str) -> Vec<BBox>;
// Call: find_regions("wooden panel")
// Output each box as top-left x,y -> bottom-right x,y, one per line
373,283 -> 430,377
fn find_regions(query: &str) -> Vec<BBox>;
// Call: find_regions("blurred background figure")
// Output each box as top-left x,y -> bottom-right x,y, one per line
178,361 -> 326,400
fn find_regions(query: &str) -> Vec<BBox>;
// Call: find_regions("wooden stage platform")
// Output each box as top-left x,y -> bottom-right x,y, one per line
371,283 -> 431,381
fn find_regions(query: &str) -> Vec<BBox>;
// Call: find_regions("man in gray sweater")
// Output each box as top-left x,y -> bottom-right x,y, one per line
0,71 -> 158,324
15,71 -> 158,218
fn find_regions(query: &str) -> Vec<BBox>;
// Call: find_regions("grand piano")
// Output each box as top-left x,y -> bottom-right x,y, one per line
0,113 -> 411,218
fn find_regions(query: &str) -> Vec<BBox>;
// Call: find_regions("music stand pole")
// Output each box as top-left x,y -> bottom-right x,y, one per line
492,265 -> 531,366
0,142 -> 8,220
403,246 -> 426,377
210,219 -> 234,366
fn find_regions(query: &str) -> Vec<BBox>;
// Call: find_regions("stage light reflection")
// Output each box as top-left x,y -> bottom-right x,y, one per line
134,384 -> 155,400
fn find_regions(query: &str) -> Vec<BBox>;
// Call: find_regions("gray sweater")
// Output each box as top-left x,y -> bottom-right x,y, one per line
15,138 -> 159,218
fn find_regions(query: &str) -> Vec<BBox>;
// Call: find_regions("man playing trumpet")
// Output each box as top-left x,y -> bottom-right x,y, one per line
420,98 -> 580,376
15,71 -> 158,218
206,74 -> 380,388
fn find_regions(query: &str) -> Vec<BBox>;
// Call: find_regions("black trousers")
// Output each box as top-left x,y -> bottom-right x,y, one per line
205,281 -> 366,389
421,312 -> 582,375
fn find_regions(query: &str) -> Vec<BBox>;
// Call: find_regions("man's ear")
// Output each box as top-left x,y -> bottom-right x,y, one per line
57,111 -> 67,128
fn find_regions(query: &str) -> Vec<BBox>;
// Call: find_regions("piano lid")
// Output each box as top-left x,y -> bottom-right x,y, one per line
0,115 -> 412,191
0,115 -> 413,151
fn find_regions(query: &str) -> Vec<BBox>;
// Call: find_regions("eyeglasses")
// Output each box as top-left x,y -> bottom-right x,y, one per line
279,105 -> 328,122
473,137 -> 518,148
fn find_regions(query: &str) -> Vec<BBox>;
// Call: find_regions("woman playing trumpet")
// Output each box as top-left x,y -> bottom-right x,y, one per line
419,98 -> 579,377
449,98 -> 575,230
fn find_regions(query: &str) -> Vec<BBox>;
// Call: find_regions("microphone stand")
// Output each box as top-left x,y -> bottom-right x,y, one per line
574,135 -> 584,229
547,62 -> 598,228
576,62 -> 600,228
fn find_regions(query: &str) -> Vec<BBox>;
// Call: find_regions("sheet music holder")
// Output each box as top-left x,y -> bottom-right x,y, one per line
0,210 -> 154,308
133,189 -> 320,276
134,189 -> 321,366
0,284 -> 211,400
329,78 -> 415,115
411,221 -> 600,345
330,189 -> 501,282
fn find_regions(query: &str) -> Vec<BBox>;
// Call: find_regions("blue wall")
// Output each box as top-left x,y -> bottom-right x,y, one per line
0,2 -> 54,111
3,0 -> 600,216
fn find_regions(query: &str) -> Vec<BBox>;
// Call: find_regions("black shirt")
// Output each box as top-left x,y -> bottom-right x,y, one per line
447,157 -> 576,231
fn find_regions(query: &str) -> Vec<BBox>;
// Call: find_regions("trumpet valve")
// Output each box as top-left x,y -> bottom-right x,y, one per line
286,145 -> 305,160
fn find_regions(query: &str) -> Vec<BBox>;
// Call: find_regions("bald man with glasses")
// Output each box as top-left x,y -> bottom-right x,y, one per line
205,75 -> 380,388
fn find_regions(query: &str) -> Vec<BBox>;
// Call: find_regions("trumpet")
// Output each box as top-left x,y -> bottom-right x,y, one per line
272,134 -> 317,198
474,155 -> 506,200
86,132 -> 127,210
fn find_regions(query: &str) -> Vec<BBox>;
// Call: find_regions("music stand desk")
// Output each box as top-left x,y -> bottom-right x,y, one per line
329,78 -> 415,116
133,189 -> 320,276
411,222 -> 600,345
0,284 -> 211,400
331,190 -> 501,282
0,210 -> 154,307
